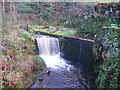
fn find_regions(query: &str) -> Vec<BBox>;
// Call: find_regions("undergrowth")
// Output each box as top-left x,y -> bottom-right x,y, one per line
0,26 -> 45,88
93,28 -> 120,88
31,25 -> 77,36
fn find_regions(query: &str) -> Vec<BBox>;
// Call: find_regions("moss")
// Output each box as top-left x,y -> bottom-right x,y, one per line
19,31 -> 31,39
32,28 -> 50,33
53,31 -> 76,36
32,56 -> 45,66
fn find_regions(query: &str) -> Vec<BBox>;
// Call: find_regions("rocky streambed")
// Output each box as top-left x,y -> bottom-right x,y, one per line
31,67 -> 94,88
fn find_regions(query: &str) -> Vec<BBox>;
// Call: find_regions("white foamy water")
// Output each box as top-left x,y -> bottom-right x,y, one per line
40,54 -> 73,70
36,35 -> 73,70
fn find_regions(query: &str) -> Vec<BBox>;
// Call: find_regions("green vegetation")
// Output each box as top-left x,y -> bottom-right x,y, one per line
32,56 -> 46,67
53,30 -> 75,36
0,26 -> 46,88
19,31 -> 31,39
31,25 -> 76,36
93,28 -> 120,88
1,2 -> 120,89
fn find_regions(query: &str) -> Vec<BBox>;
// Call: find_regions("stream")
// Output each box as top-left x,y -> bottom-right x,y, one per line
32,35 -> 93,88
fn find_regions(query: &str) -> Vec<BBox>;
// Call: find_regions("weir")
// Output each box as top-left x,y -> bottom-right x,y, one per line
34,34 -> 94,88
36,35 -> 72,70
36,35 -> 60,55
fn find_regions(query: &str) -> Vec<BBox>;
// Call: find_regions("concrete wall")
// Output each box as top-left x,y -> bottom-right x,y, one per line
60,36 -> 94,70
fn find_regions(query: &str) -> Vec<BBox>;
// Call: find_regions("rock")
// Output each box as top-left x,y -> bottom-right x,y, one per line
31,82 -> 40,88
46,70 -> 50,76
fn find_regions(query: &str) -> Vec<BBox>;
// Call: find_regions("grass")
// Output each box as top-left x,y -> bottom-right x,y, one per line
31,25 -> 77,36
53,31 -> 76,36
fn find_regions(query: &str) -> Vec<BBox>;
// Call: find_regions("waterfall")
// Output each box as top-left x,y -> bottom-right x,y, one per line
36,35 -> 72,70
36,35 -> 60,55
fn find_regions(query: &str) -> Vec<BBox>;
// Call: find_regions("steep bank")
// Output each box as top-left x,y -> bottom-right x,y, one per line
0,26 -> 46,88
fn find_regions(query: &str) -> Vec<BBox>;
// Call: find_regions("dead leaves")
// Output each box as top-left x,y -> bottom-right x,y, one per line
0,27 -> 41,88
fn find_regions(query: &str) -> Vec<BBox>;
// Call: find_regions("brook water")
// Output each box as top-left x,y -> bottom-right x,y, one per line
32,35 -> 93,88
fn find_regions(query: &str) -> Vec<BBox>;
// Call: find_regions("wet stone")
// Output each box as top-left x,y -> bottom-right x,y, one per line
32,67 -> 92,88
